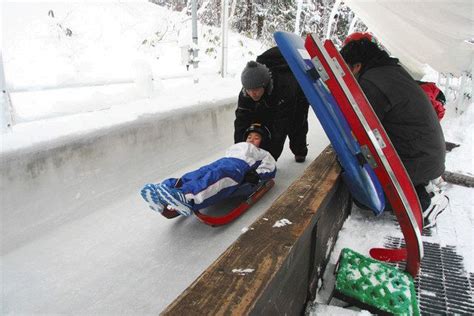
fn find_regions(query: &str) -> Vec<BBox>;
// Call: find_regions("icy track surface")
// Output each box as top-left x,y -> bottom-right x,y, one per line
1,106 -> 328,314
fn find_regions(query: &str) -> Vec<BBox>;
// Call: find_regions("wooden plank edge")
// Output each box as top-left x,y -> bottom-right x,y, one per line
162,146 -> 350,315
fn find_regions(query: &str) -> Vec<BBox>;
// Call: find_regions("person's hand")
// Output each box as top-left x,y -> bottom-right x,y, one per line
244,169 -> 260,185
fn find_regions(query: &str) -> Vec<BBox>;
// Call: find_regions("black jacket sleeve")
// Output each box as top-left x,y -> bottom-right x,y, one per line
234,91 -> 254,143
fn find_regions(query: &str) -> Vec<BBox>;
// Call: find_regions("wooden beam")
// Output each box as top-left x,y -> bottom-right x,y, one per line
162,146 -> 351,315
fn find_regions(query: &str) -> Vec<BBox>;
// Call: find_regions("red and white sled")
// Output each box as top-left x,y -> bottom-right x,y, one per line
304,34 -> 423,277
160,180 -> 275,227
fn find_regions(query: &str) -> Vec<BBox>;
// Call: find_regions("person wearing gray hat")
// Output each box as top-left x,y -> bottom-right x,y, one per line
234,47 -> 309,163
241,61 -> 273,97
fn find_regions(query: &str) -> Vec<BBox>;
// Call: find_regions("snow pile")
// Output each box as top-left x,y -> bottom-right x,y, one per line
2,0 -> 266,127
442,103 -> 474,176
3,1 -> 261,89
311,304 -> 371,315
326,207 -> 403,265
232,268 -> 255,275
273,218 -> 293,228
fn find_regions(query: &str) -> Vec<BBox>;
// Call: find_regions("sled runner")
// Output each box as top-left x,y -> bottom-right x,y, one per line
158,180 -> 275,226
273,32 -> 386,216
302,33 -> 423,276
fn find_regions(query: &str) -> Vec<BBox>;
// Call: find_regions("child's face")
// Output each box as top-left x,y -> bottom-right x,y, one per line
246,132 -> 262,147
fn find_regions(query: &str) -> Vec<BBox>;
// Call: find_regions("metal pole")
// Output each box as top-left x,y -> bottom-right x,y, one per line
295,0 -> 303,35
192,0 -> 198,48
221,0 -> 228,78
456,71 -> 469,115
0,51 -> 14,133
191,0 -> 199,83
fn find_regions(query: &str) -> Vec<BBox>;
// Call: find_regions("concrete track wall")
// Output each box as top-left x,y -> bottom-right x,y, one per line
2,100 -> 331,314
0,101 -> 235,255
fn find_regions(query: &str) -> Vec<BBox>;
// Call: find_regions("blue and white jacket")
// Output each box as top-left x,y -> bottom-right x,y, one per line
162,142 -> 276,211
224,142 -> 277,181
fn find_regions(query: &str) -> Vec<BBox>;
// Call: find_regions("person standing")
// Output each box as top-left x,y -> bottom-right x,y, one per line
340,34 -> 448,228
234,47 -> 310,162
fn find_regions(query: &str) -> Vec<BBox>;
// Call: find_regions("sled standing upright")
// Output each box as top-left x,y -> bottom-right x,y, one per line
275,31 -> 423,277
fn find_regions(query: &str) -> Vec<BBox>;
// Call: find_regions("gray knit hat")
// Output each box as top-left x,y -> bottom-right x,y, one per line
241,61 -> 271,90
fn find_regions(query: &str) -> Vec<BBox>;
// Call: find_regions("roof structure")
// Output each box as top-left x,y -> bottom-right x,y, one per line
345,0 -> 473,77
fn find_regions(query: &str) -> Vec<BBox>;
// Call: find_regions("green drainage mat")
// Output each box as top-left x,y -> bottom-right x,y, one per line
335,248 -> 420,315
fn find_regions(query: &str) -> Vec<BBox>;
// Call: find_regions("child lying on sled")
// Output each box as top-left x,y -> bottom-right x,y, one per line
140,123 -> 277,217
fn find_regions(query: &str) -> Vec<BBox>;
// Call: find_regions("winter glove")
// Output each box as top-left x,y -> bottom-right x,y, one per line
244,169 -> 260,185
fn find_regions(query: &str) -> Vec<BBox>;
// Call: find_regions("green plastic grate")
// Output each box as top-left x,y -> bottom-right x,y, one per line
335,248 -> 420,315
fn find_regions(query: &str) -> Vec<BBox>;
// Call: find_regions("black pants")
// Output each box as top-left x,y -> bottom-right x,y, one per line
270,104 -> 309,161
414,183 -> 431,212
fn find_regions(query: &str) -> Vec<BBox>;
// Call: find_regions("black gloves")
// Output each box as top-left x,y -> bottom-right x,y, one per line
244,169 -> 260,185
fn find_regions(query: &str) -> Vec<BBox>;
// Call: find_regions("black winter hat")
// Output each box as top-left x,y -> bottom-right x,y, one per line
243,123 -> 271,143
241,61 -> 271,90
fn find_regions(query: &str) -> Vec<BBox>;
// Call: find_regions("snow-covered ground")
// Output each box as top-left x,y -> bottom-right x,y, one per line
1,0 -> 473,314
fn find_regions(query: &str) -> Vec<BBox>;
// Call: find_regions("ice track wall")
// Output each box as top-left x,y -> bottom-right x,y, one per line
0,101 -> 235,255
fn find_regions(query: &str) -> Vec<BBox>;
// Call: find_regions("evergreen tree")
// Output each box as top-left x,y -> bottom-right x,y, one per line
148,0 -> 367,48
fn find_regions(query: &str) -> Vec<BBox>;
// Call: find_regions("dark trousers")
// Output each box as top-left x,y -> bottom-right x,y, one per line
270,104 -> 309,160
414,183 -> 431,211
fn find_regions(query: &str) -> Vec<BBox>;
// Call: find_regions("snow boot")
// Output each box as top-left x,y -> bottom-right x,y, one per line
426,176 -> 447,194
423,192 -> 449,229
141,184 -> 165,213
155,183 -> 193,217
294,155 -> 306,163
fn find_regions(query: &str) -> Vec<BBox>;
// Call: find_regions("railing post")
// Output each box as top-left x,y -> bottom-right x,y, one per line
220,0 -> 228,78
191,0 -> 199,83
1,51 -> 14,133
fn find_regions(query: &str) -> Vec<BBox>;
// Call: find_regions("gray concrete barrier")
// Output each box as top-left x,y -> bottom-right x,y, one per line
0,100 -> 236,255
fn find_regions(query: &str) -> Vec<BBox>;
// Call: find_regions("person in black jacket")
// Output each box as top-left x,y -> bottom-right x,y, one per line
234,47 -> 309,162
340,36 -> 448,228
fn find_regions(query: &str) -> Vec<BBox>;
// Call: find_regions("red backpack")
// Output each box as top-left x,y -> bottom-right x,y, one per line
418,81 -> 446,120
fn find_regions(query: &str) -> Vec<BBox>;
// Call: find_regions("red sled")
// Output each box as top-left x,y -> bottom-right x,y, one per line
304,34 -> 423,277
160,180 -> 275,227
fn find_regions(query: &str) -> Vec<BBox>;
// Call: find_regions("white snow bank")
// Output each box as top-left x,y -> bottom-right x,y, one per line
1,78 -> 240,154
2,1 -> 263,91
2,0 -> 266,129
442,102 -> 474,176
310,303 -> 372,315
